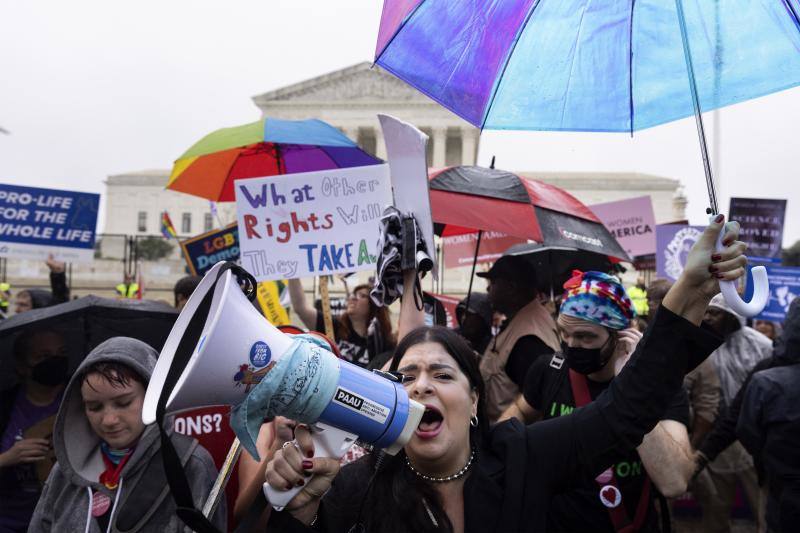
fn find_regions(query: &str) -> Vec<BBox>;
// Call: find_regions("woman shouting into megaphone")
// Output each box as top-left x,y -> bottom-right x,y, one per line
265,217 -> 744,533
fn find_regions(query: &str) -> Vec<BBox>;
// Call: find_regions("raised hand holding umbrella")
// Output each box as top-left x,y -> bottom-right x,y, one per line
374,0 -> 791,315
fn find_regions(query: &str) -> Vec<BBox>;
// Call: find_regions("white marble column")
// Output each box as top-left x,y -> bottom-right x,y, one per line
374,127 -> 387,160
461,128 -> 478,165
432,127 -> 447,168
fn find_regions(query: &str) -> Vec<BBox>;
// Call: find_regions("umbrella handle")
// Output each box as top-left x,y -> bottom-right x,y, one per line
713,216 -> 769,317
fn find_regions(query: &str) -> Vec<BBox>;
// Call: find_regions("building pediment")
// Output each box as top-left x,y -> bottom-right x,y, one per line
252,62 -> 431,105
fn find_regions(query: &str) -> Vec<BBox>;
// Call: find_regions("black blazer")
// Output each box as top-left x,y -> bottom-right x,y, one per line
269,307 -> 721,533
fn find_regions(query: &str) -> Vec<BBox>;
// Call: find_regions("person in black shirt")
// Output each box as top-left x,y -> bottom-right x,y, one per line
500,270 -> 696,532
288,278 -> 394,367
262,217 -> 745,533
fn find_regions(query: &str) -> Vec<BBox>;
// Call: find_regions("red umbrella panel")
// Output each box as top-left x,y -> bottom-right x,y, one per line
429,166 -> 630,262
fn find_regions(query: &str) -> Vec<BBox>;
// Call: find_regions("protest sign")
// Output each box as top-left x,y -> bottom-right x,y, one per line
0,184 -> 99,262
256,281 -> 290,326
235,164 -> 392,281
728,197 -> 787,263
379,114 -> 438,278
746,265 -> 800,321
656,224 -> 705,282
442,231 -> 526,269
179,223 -> 239,276
590,196 -> 656,257
173,405 -> 238,521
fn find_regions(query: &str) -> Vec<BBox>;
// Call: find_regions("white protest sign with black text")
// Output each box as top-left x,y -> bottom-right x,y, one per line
235,164 -> 392,281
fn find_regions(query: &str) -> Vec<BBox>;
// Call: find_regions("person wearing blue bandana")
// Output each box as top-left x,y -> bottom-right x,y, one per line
500,271 -> 697,533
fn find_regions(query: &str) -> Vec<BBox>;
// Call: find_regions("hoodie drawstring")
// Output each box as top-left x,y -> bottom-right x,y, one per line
84,479 -> 124,533
105,477 -> 124,533
85,488 -> 93,533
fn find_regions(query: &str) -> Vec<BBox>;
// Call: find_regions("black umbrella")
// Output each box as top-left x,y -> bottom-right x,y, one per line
0,296 -> 178,389
503,243 -> 624,298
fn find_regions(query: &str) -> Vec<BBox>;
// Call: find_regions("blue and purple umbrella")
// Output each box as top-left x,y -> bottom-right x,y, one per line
376,0 -> 800,135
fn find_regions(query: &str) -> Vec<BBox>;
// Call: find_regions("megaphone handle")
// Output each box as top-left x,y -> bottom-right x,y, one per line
264,422 -> 358,512
713,216 -> 770,318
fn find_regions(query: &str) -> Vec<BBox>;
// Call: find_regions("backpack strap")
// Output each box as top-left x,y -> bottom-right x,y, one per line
154,262 -> 256,533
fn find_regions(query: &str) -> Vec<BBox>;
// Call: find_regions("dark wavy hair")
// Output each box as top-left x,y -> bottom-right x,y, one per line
350,326 -> 488,533
338,284 -> 394,345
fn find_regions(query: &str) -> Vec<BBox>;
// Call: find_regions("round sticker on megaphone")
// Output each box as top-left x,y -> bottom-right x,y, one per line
250,341 -> 272,368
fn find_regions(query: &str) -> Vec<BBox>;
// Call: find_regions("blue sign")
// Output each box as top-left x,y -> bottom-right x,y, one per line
745,265 -> 800,322
180,223 -> 239,276
249,341 -> 271,368
0,184 -> 99,262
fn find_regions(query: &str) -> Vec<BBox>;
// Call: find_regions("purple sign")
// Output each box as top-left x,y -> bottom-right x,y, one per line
590,196 -> 656,257
656,225 -> 705,282
728,197 -> 787,263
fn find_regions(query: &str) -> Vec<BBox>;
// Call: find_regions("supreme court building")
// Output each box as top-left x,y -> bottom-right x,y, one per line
103,62 -> 686,289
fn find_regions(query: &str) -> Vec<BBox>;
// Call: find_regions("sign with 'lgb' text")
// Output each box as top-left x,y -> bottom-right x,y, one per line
235,164 -> 393,281
180,223 -> 240,276
0,183 -> 99,262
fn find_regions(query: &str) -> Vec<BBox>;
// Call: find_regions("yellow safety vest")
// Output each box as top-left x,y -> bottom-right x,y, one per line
628,285 -> 648,317
116,283 -> 139,299
0,282 -> 9,309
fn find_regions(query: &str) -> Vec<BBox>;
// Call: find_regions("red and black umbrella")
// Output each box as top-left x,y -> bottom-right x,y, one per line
429,165 -> 630,262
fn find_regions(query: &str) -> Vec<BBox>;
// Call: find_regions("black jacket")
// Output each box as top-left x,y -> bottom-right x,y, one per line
269,307 -> 721,533
737,363 -> 800,533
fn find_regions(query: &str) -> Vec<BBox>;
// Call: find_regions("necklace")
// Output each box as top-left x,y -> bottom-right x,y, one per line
406,449 -> 475,483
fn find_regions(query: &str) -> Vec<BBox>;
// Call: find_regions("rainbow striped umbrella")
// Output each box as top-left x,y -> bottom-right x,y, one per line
167,118 -> 381,202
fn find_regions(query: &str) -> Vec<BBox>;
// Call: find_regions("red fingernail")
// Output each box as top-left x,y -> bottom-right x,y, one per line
714,214 -> 724,223
306,450 -> 314,458
296,479 -> 304,487
711,254 -> 722,262
301,460 -> 313,470
285,484 -> 293,491
709,265 -> 718,273
722,239 -> 732,247
715,272 -> 725,279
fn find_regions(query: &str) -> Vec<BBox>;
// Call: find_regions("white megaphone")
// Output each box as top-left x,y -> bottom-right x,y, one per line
142,262 -> 424,511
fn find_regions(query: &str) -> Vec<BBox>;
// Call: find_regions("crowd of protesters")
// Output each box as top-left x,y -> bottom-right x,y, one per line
0,218 -> 797,532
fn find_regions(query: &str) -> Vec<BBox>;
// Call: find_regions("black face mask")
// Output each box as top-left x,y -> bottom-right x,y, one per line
30,357 -> 70,387
564,335 -> 616,375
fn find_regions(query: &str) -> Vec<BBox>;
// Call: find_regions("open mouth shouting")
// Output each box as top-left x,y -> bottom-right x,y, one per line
416,405 -> 444,439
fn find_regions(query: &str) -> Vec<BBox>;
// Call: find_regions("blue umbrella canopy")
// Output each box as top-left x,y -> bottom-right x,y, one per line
376,0 -> 800,132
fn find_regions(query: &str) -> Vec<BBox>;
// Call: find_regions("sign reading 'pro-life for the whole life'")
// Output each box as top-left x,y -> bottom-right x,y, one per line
235,164 -> 392,281
0,184 -> 99,262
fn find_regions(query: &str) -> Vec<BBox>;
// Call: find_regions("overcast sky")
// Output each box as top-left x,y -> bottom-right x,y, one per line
1,1 -> 798,245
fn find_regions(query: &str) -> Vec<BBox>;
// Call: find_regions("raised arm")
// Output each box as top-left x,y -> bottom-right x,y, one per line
288,278 -> 318,330
534,217 -> 743,487
396,269 -> 425,343
46,254 -> 69,304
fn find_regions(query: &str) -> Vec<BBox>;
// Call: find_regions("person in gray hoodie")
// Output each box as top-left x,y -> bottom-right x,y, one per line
28,337 -> 225,532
